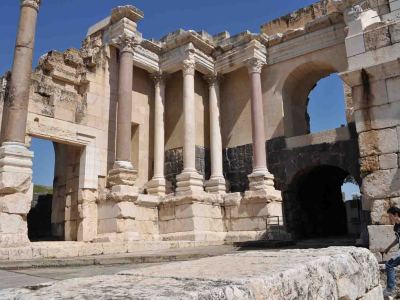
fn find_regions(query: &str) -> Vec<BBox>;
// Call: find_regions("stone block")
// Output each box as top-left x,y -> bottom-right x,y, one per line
223,192 -> 242,206
8,247 -> 33,261
370,199 -> 390,224
78,243 -> 104,257
370,101 -> 400,129
345,33 -> 366,57
158,203 -> 175,221
379,153 -> 398,169
389,22 -> 400,44
77,217 -> 97,242
0,190 -> 31,215
359,128 -> 398,157
114,201 -> 136,219
102,242 -> 128,255
135,220 -> 159,235
387,76 -> 400,103
352,80 -> 389,110
107,185 -> 138,202
0,213 -> 27,234
368,225 -> 394,251
364,25 -> 391,51
230,217 -> 267,232
363,169 -> 400,200
136,194 -> 160,207
64,220 -> 77,241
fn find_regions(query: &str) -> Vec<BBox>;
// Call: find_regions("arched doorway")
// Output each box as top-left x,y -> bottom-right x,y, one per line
287,165 -> 361,239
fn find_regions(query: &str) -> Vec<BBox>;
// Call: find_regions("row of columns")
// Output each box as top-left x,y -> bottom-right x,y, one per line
145,56 -> 273,196
110,43 -> 273,195
2,0 -> 273,199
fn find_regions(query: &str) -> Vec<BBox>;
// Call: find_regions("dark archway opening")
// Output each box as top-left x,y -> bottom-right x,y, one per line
293,165 -> 351,238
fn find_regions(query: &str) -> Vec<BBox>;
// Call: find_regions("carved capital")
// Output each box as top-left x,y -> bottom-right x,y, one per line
20,0 -> 41,10
150,71 -> 168,85
114,33 -> 140,55
204,73 -> 221,86
182,58 -> 196,76
246,58 -> 265,74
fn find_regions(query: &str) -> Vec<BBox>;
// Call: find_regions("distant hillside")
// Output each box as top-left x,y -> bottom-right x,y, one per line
33,185 -> 53,194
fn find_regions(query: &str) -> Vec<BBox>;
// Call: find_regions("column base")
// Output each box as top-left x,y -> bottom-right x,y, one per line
0,142 -> 33,248
147,177 -> 166,196
205,176 -> 226,194
107,161 -> 137,187
175,171 -> 204,195
248,169 -> 275,191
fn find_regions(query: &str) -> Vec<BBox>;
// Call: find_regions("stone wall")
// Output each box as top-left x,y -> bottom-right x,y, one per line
164,146 -> 210,193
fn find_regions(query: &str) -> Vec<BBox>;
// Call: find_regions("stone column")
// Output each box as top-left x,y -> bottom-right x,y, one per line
107,35 -> 137,191
0,0 -> 41,247
204,74 -> 226,194
147,72 -> 167,196
246,58 -> 275,192
176,55 -> 204,195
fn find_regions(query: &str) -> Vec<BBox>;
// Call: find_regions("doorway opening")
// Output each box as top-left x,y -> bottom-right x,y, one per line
289,165 -> 361,239
28,137 -> 82,241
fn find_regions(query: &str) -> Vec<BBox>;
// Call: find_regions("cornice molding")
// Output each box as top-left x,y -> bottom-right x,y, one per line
20,0 -> 41,10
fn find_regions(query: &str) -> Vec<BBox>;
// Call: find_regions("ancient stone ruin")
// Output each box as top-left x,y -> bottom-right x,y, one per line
0,0 -> 399,269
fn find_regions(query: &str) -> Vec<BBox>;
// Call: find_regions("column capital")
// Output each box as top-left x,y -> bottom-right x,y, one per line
204,73 -> 222,86
20,0 -> 41,10
182,57 -> 196,76
114,33 -> 140,55
150,71 -> 168,85
246,58 -> 265,74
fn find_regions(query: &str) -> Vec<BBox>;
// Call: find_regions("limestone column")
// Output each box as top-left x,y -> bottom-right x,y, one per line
147,72 -> 166,196
107,34 -> 137,190
0,0 -> 41,247
204,74 -> 226,194
176,55 -> 204,194
246,58 -> 275,191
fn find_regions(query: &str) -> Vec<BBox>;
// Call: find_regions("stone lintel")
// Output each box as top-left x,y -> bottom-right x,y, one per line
111,5 -> 144,25
215,40 -> 266,74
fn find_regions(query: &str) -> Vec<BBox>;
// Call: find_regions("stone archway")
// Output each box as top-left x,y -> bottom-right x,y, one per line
284,165 -> 355,239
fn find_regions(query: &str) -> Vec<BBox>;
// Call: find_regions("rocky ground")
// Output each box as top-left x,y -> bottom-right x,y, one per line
0,247 -> 383,300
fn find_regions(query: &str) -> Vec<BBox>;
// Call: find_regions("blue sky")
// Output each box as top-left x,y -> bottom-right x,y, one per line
1,0 -> 354,195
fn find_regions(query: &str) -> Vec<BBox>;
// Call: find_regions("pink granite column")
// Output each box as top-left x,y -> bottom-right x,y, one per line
107,35 -> 137,188
2,0 -> 41,144
0,0 -> 40,247
246,58 -> 274,191
204,74 -> 226,194
175,54 -> 204,195
147,72 -> 167,196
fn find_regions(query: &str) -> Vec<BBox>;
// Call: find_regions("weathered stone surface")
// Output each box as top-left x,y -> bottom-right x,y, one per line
363,169 -> 400,200
0,247 -> 382,300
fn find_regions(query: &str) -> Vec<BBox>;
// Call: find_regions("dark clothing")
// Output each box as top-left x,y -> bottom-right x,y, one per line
395,223 -> 400,247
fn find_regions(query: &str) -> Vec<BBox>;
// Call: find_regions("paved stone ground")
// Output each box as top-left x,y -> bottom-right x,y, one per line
0,247 -> 383,299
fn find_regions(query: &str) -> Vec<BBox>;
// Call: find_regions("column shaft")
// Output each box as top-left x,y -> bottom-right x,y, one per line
208,79 -> 223,178
2,1 -> 40,144
249,65 -> 267,173
182,62 -> 196,172
153,76 -> 165,178
116,50 -> 134,163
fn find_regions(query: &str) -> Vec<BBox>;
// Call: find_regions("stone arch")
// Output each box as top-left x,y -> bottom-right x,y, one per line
282,61 -> 342,137
283,164 -> 361,239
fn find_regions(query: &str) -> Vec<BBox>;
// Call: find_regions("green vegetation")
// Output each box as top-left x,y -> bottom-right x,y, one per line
33,184 -> 53,194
